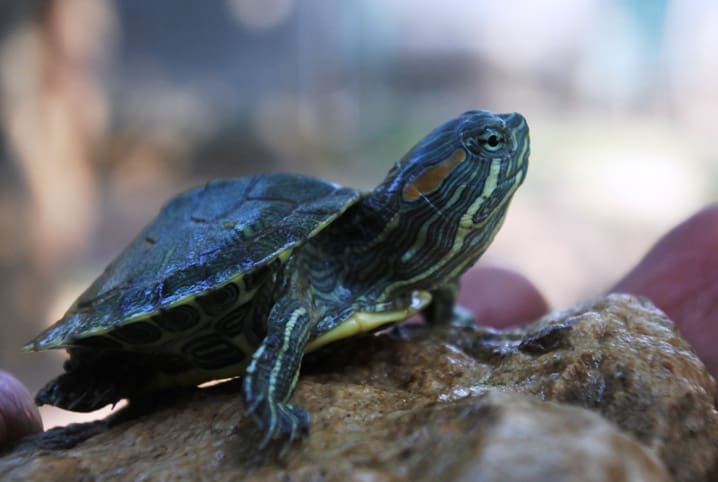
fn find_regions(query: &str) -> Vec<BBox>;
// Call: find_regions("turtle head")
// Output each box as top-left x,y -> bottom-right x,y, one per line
377,110 -> 528,223
368,110 -> 529,284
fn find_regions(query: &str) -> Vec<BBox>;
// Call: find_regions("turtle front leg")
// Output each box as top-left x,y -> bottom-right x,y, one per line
243,299 -> 313,447
424,279 -> 476,327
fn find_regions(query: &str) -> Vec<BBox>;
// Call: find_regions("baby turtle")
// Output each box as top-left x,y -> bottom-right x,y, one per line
25,110 -> 530,445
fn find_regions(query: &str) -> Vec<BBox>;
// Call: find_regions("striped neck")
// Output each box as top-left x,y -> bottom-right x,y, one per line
344,110 -> 529,296
311,110 -> 529,307
347,172 -> 513,295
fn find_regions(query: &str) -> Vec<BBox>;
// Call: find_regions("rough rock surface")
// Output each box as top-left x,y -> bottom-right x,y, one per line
1,294 -> 716,481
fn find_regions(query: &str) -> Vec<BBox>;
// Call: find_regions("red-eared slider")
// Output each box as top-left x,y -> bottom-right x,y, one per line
25,110 -> 530,445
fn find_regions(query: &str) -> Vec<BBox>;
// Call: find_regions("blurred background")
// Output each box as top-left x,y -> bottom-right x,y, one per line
0,0 -> 716,428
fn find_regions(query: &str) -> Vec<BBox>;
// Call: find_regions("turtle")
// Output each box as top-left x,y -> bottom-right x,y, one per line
25,109 -> 530,446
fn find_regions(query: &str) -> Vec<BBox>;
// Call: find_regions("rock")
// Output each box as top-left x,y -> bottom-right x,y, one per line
1,294 -> 716,481
455,393 -> 669,482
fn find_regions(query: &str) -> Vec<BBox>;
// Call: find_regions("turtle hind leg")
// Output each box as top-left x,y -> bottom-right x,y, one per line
36,370 -> 123,412
36,349 -> 154,412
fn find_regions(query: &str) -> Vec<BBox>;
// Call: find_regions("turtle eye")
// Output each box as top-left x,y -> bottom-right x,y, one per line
477,128 -> 506,152
461,123 -> 508,156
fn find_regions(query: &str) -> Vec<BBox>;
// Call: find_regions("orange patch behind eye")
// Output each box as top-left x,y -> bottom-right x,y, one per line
402,149 -> 466,201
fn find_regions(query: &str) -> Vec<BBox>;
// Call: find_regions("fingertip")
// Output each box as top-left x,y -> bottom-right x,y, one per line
459,266 -> 549,329
611,203 -> 718,378
0,370 -> 43,448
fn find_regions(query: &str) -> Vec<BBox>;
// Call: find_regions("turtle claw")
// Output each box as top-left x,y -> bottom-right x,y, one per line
450,305 -> 476,327
243,361 -> 310,447
35,372 -> 120,413
253,400 -> 310,449
243,391 -> 264,417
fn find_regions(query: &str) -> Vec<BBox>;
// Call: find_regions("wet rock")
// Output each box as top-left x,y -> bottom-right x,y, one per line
1,294 -> 716,481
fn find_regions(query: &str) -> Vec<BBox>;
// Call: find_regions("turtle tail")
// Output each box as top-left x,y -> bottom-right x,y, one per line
36,349 -> 153,412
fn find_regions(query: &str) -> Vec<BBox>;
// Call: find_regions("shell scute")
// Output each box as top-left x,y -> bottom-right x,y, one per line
152,305 -> 202,333
109,321 -> 163,345
181,333 -> 247,370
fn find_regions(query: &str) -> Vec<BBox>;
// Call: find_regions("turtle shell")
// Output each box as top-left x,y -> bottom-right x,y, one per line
26,173 -> 362,352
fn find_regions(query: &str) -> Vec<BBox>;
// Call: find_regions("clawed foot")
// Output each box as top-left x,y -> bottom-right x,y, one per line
244,391 -> 310,448
35,372 -> 121,412
243,345 -> 310,448
450,305 -> 476,327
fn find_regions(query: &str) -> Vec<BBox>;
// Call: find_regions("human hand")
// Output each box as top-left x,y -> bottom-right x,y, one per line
611,204 -> 718,379
0,370 -> 42,449
460,204 -> 718,379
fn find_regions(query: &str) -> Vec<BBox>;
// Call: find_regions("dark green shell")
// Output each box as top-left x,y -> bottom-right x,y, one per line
27,173 -> 361,351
